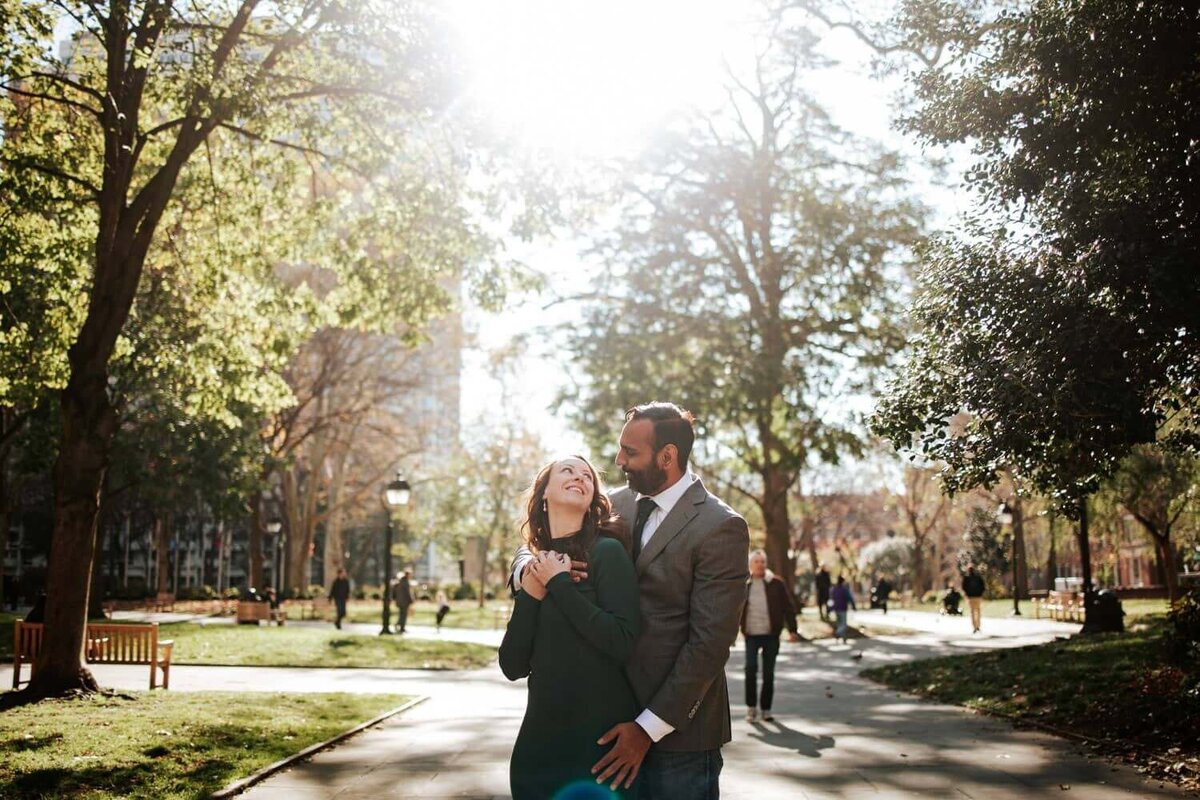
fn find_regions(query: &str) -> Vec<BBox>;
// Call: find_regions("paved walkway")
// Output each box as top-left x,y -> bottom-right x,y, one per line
4,612 -> 1184,798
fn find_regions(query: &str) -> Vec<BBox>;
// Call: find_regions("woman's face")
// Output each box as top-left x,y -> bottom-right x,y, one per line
543,457 -> 596,514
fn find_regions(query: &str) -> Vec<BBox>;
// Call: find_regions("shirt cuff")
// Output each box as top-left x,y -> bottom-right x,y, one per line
635,709 -> 675,743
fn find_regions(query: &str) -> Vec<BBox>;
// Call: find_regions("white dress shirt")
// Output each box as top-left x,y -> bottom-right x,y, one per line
633,471 -> 698,743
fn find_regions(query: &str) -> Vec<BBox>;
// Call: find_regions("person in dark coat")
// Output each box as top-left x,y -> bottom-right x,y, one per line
330,568 -> 351,629
942,583 -> 963,616
962,566 -> 986,633
392,570 -> 413,633
741,549 -> 800,722
815,564 -> 832,621
873,576 -> 893,614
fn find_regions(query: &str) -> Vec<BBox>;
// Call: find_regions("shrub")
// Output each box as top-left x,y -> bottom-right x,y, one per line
1168,584 -> 1200,669
451,583 -> 477,601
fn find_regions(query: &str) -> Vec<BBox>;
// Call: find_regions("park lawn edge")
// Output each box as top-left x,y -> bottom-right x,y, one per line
859,618 -> 1200,796
209,695 -> 428,799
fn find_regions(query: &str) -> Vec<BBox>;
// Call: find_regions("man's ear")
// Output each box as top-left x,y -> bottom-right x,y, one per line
659,444 -> 677,470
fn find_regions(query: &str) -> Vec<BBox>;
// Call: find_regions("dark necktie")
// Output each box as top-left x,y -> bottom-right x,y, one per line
631,496 -> 657,560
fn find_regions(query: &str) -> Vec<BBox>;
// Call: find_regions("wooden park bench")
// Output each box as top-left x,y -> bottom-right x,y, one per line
1033,590 -> 1085,622
12,621 -> 174,690
299,597 -> 332,621
235,600 -> 285,625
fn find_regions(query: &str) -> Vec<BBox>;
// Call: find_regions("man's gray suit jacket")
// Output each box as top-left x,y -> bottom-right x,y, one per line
512,479 -> 749,753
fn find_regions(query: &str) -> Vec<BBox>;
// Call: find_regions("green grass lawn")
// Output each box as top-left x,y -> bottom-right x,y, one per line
972,596 -> 1170,619
342,599 -> 513,629
0,691 -> 410,799
862,615 -> 1199,790
160,623 -> 496,669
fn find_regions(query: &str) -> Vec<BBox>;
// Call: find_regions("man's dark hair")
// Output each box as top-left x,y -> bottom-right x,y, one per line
625,402 -> 696,470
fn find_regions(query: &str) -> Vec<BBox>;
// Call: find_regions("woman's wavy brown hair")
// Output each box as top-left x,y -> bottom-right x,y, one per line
521,455 -> 631,563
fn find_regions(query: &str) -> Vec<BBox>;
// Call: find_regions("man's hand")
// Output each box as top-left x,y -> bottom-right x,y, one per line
592,721 -> 651,791
787,631 -> 801,643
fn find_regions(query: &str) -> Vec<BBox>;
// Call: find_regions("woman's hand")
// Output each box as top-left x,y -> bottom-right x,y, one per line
520,565 -> 548,600
529,551 -> 570,586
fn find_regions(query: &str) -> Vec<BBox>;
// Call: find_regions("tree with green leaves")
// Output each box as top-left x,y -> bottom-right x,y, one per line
956,506 -> 1009,594
0,1 -> 506,700
1104,446 -> 1197,602
869,0 -> 1199,629
563,23 -> 924,592
856,535 -> 914,587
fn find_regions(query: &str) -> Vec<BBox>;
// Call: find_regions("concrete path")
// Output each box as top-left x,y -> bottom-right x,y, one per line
3,612 -> 1184,798
232,623 -> 1180,799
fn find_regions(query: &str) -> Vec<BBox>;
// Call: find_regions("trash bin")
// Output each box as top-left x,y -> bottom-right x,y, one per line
1092,590 -> 1125,633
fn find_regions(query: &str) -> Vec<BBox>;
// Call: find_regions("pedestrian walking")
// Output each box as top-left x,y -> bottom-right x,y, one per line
873,575 -> 893,614
741,549 -> 800,723
830,575 -> 856,642
330,568 -> 351,629
815,564 -> 831,621
962,566 -> 986,633
435,588 -> 450,631
392,570 -> 413,633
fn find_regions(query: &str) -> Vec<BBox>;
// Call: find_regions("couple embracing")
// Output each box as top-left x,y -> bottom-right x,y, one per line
500,402 -> 749,799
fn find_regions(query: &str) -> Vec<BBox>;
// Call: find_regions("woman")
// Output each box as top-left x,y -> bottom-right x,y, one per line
830,575 -> 857,642
741,549 -> 800,722
499,456 -> 641,800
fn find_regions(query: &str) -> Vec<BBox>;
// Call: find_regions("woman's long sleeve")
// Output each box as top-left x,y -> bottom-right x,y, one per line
498,590 -> 541,680
545,538 -> 641,664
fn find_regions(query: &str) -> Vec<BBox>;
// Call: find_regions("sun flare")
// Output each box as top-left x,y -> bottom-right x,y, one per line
448,0 -> 749,158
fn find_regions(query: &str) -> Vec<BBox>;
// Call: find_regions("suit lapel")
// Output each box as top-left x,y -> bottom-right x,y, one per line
636,479 -> 706,573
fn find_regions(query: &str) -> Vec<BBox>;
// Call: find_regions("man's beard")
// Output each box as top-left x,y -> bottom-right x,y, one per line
624,460 -> 668,496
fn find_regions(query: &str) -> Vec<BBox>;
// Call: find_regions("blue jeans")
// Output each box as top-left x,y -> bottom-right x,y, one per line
835,610 -> 849,639
640,747 -> 722,800
744,634 -> 780,710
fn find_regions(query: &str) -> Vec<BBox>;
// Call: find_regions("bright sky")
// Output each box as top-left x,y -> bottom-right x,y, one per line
447,1 -> 962,466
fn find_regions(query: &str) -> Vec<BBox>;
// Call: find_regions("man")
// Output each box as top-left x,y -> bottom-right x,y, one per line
874,575 -> 893,614
330,567 -> 351,630
742,549 -> 800,723
392,569 -> 414,634
511,402 -> 749,798
962,566 -> 986,633
815,564 -> 831,621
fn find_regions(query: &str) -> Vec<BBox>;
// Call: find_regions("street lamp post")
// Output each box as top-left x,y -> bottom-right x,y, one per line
996,502 -> 1021,616
266,518 -> 283,595
380,474 -> 411,635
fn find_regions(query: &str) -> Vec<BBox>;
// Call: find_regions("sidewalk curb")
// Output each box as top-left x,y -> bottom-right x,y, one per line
209,695 -> 429,799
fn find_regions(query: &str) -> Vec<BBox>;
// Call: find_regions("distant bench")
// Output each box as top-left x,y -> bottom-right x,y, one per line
12,621 -> 174,690
1032,590 -> 1085,622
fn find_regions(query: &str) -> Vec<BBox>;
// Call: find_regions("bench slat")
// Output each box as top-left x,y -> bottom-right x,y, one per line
12,621 -> 173,690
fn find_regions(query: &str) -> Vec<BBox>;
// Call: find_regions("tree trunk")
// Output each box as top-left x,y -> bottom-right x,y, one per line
323,455 -> 347,589
1011,500 -> 1028,600
155,515 -> 171,595
1046,513 -> 1058,589
762,467 -> 794,594
1152,534 -> 1180,602
1078,497 -> 1099,633
909,523 -> 928,597
0,446 -> 9,610
29,381 -> 117,696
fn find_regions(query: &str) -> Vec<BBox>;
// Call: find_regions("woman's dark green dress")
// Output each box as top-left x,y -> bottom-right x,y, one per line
499,534 -> 642,800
